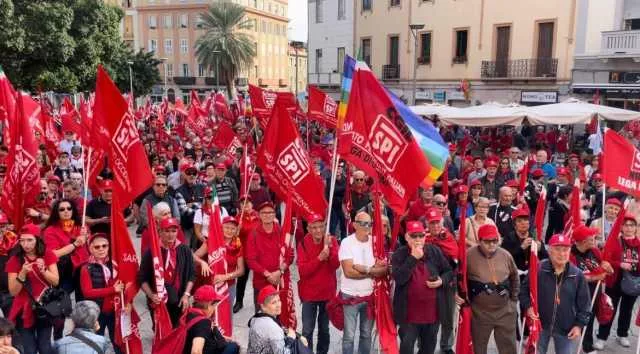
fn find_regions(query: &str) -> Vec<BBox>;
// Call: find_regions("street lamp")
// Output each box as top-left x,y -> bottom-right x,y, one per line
409,24 -> 425,105
159,57 -> 168,98
127,61 -> 134,99
212,50 -> 221,92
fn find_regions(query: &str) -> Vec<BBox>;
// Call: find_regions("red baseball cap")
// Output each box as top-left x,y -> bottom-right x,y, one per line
511,207 -> 529,219
568,153 -> 579,160
215,163 -> 227,170
469,179 -> 482,188
606,198 -> 622,207
426,208 -> 443,223
624,213 -> 637,223
179,163 -> 194,172
531,169 -> 544,178
486,160 -> 498,168
477,224 -> 499,240
20,223 -> 41,237
406,220 -> 425,233
573,225 -> 598,242
251,173 -> 261,181
159,217 -> 180,229
592,173 -> 603,181
505,179 -> 518,188
257,201 -> 275,212
100,180 -> 113,191
239,194 -> 252,202
549,233 -> 572,247
257,285 -> 279,305
448,144 -> 457,152
222,216 -> 238,225
307,214 -> 324,224
47,175 -> 61,184
455,185 -> 469,194
193,285 -> 223,303
557,167 -> 570,176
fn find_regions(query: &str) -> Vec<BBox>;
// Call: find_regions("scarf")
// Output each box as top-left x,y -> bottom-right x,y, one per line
426,231 -> 459,261
61,220 -> 75,233
162,240 -> 182,289
0,231 -> 17,256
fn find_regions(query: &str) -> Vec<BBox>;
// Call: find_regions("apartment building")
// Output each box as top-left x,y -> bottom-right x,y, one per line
572,0 -> 640,111
132,0 -> 289,102
288,41 -> 308,96
308,0 -> 354,98
354,0 -> 577,106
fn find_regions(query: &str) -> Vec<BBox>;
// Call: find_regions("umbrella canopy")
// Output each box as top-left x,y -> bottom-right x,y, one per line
526,98 -> 640,124
437,102 -> 528,127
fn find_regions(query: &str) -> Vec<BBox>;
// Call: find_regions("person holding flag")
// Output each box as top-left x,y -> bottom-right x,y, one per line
520,233 -> 591,354
392,220 -> 453,354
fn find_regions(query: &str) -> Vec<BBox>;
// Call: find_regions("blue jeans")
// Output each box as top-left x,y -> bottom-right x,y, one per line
17,324 -> 53,354
228,284 -> 237,311
302,301 -> 330,354
538,329 -> 578,354
329,206 -> 346,239
221,342 -> 240,354
341,293 -> 373,354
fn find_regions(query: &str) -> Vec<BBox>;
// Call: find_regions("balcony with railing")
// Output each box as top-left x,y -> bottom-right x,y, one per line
173,76 -> 196,85
382,64 -> 400,80
481,58 -> 558,80
601,30 -> 640,56
308,72 -> 342,86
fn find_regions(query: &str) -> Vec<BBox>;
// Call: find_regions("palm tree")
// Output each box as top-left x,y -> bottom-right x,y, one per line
195,1 -> 256,98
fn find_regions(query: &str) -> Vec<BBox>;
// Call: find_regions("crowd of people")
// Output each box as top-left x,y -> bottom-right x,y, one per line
0,94 -> 639,354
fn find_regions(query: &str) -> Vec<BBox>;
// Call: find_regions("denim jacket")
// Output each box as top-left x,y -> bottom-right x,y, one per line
53,329 -> 109,354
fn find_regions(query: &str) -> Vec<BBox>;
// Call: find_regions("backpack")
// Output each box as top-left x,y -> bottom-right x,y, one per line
151,314 -> 207,354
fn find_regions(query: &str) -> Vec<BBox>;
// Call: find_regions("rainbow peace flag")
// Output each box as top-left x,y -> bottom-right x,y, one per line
336,55 -> 357,130
387,90 -> 449,186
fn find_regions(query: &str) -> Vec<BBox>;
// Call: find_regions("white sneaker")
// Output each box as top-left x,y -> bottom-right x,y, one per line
618,337 -> 631,347
593,339 -> 605,350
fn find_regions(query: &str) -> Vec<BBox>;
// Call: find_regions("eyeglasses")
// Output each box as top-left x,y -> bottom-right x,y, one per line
354,220 -> 373,228
260,211 -> 275,215
623,223 -> 637,227
501,162 -> 509,165
58,207 -> 72,212
186,172 -> 198,176
481,239 -> 499,245
155,183 -> 167,187
434,201 -> 446,206
408,233 -> 424,239
92,244 -> 108,250
355,178 -> 364,182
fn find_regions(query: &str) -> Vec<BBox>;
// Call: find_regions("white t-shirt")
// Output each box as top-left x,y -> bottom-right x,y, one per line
338,233 -> 375,297
193,207 -> 229,239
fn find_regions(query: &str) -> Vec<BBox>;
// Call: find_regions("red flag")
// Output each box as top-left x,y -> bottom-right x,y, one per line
372,188 -> 399,354
0,67 -> 16,147
256,98 -> 328,220
60,97 -> 82,136
524,239 -> 541,354
206,190 -> 232,336
0,92 -> 41,229
518,156 -> 530,199
455,204 -> 474,354
563,178 -> 581,239
278,196 -> 297,328
602,205 -> 627,261
111,199 -> 144,354
308,85 -> 337,128
338,68 -> 430,214
240,144 -> 251,196
456,306 -> 475,354
78,95 -> 93,144
145,204 -> 176,345
535,188 -> 547,242
212,122 -> 237,150
94,65 -> 153,207
603,129 -> 640,198
39,98 -> 63,164
214,92 -> 234,124
248,84 -> 297,129
174,97 -> 188,117
185,91 -> 209,134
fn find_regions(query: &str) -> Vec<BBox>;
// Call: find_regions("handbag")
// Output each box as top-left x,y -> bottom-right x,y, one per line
292,335 -> 313,354
24,281 -> 72,323
596,285 -> 614,324
620,270 -> 640,296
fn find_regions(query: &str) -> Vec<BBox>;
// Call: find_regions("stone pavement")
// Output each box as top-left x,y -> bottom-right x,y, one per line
93,226 -> 640,354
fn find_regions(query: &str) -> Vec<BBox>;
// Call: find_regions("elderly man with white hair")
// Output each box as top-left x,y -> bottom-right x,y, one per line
54,300 -> 108,353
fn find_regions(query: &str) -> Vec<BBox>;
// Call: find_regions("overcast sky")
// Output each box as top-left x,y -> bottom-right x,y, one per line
288,1 -> 308,42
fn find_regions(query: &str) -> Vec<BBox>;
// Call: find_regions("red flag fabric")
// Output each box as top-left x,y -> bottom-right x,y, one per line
602,206 -> 627,260
457,204 -> 468,295
111,199 -> 144,354
212,122 -> 237,150
239,144 -> 251,196
372,188 -> 399,354
278,196 -> 297,328
174,97 -> 188,117
214,92 -> 234,124
308,85 -> 337,128
256,98 -> 328,221
78,95 -> 93,144
145,204 -> 176,345
60,97 -> 82,136
525,222 -> 542,354
456,306 -> 474,354
248,85 -> 297,129
94,65 -> 153,207
0,68 -> 16,147
338,68 -> 430,214
518,156 -> 530,199
535,188 -> 547,242
39,98 -> 63,164
206,190 -> 232,336
0,92 -> 42,229
564,178 -> 581,239
603,129 -> 640,198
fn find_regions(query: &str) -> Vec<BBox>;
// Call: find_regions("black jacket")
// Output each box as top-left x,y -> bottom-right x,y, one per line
138,244 -> 195,305
391,244 -> 453,325
502,231 -> 548,271
546,200 -> 568,243
519,259 -> 591,336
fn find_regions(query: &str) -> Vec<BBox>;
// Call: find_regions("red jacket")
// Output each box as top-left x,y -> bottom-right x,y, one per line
245,223 -> 294,290
603,235 -> 640,288
79,262 -> 137,313
43,224 -> 89,269
296,235 -> 340,302
406,200 -> 432,222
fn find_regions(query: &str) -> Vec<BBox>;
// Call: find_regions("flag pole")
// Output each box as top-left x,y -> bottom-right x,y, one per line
601,119 -> 606,245
516,315 -> 526,354
236,163 -> 258,231
81,146 -> 93,229
324,145 -> 340,237
576,280 -> 601,354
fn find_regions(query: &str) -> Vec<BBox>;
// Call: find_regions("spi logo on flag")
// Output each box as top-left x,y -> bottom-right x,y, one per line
324,96 -> 337,117
112,112 -> 140,192
369,114 -> 409,170
278,138 -> 310,185
632,150 -> 640,174
263,91 -> 277,109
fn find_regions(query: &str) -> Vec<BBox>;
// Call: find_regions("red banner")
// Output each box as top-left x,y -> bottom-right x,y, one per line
308,85 -> 337,128
278,196 -> 296,329
0,68 -> 16,147
256,98 -> 328,221
60,97 -> 82,136
248,84 -> 297,129
94,65 -> 153,207
338,69 -> 430,214
206,191 -> 232,336
214,92 -> 234,124
603,129 -> 640,198
0,92 -> 42,229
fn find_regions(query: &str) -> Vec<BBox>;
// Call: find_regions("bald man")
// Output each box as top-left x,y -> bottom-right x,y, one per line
350,171 -> 371,220
488,187 -> 517,238
339,211 -> 388,354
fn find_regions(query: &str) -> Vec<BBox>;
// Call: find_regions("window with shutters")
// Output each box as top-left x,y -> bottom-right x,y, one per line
182,63 -> 189,76
419,32 -> 431,64
180,14 -> 188,28
338,0 -> 346,19
164,39 -> 172,54
167,63 -> 173,77
180,39 -> 188,54
362,38 -> 372,66
363,0 -> 372,11
454,29 -> 468,63
148,39 -> 157,53
316,0 -> 323,23
148,15 -> 157,29
337,47 -> 346,73
164,15 -> 172,28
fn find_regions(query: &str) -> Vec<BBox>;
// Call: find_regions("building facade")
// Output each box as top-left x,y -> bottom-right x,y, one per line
354,0 -> 577,106
308,0 -> 354,98
572,0 -> 640,111
131,0 -> 289,102
289,42 -> 308,96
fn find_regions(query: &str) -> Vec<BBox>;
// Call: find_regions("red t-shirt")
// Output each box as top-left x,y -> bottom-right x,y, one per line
406,264 -> 437,324
224,241 -> 243,286
6,250 -> 58,328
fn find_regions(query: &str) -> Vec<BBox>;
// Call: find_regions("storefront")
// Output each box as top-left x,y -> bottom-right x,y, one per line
520,91 -> 559,106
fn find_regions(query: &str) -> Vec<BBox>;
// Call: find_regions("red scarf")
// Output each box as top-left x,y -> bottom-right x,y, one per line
426,231 -> 459,261
162,240 -> 182,289
0,231 -> 17,256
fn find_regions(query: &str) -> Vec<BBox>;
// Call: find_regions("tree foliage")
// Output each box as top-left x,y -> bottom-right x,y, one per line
195,1 -> 257,98
0,0 -> 159,95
